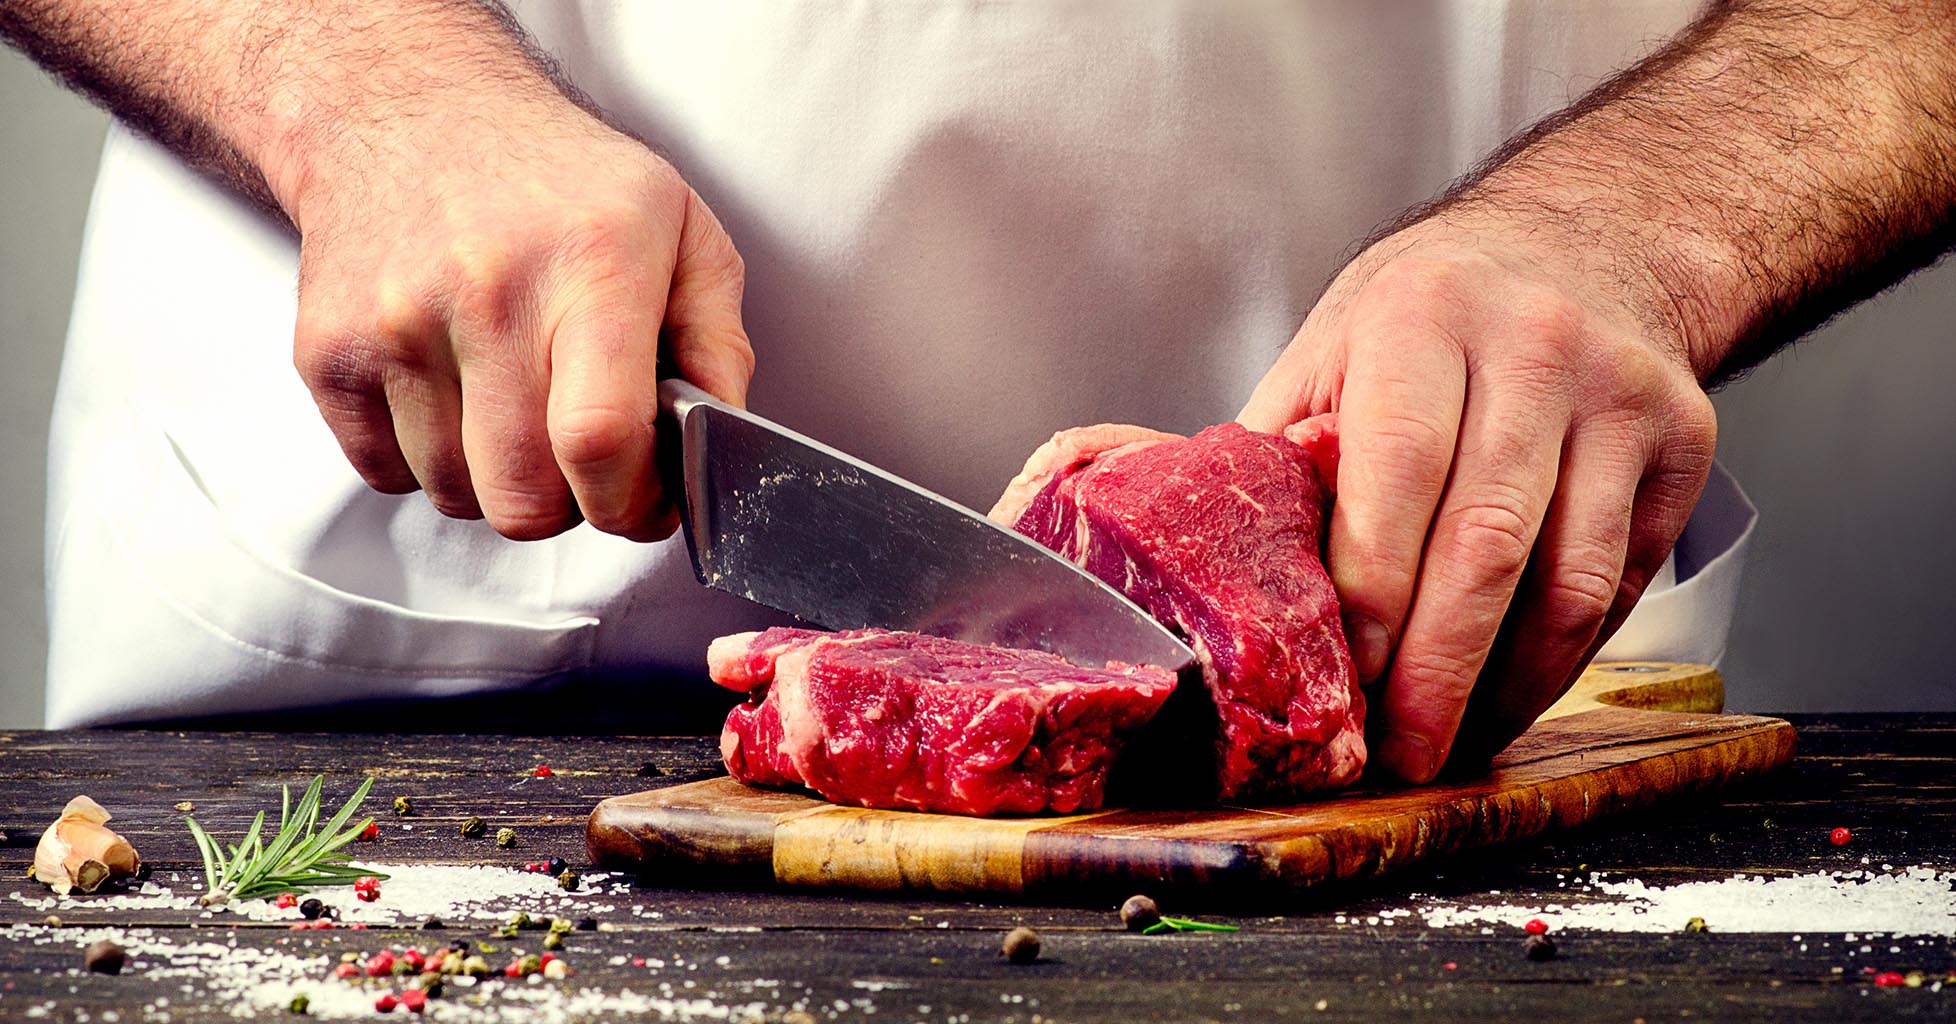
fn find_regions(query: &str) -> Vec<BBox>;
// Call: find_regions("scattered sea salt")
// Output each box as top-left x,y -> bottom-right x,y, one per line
1419,866 -> 1956,934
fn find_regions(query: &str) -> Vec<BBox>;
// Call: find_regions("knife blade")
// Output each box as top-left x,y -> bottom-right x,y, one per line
657,379 -> 1196,672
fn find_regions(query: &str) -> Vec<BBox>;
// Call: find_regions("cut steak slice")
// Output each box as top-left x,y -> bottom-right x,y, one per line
709,627 -> 1177,816
990,420 -> 1365,801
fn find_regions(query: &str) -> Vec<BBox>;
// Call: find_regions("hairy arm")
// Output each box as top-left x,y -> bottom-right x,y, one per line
1408,0 -> 1956,383
1243,0 -> 1956,783
0,0 -> 755,542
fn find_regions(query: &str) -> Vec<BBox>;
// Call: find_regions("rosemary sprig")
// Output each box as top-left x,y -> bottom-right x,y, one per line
1140,916 -> 1241,935
186,775 -> 386,906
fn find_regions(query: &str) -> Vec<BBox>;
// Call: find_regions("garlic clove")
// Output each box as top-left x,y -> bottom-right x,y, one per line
35,796 -> 142,896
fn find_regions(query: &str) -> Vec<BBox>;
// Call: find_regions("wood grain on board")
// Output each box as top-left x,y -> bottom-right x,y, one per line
587,662 -> 1797,900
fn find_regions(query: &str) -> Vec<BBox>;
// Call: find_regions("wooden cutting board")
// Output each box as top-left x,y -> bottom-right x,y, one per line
586,662 -> 1794,901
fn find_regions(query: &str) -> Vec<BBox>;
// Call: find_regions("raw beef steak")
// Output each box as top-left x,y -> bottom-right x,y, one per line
990,420 -> 1365,801
710,627 -> 1177,815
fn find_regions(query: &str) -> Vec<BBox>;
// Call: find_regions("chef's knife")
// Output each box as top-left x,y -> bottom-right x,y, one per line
657,379 -> 1196,672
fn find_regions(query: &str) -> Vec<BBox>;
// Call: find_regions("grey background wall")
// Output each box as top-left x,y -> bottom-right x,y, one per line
2,45 -> 1952,728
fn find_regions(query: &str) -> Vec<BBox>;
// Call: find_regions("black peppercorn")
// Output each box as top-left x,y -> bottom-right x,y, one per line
460,817 -> 487,838
1119,895 -> 1161,932
420,917 -> 445,930
298,898 -> 324,920
635,762 -> 664,777
1001,927 -> 1041,964
449,939 -> 471,954
574,917 -> 597,932
84,939 -> 126,975
1522,934 -> 1557,961
547,856 -> 569,876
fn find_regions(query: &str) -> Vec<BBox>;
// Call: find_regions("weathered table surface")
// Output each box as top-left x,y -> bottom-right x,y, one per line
0,716 -> 1951,1022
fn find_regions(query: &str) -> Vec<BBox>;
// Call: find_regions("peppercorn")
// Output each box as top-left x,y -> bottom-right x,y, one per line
1684,917 -> 1710,933
357,821 -> 379,842
496,923 -> 520,939
461,956 -> 490,978
1001,927 -> 1041,965
496,828 -> 518,848
1120,895 -> 1161,932
416,974 -> 445,998
1905,971 -> 1926,988
1524,918 -> 1549,935
543,958 -> 570,980
1830,827 -> 1853,847
518,954 -> 543,976
374,994 -> 397,1012
575,917 -> 598,932
558,869 -> 580,891
365,951 -> 396,977
548,917 -> 573,934
84,939 -> 127,975
299,898 -> 324,920
533,765 -> 554,778
1522,934 -> 1556,961
400,949 -> 425,972
507,912 -> 532,930
333,963 -> 359,980
275,893 -> 298,909
635,762 -> 663,777
397,988 -> 428,1013
393,796 -> 413,817
288,993 -> 310,1014
420,918 -> 444,930
1873,971 -> 1906,988
43,915 -> 62,927
543,932 -> 563,951
460,817 -> 487,838
449,939 -> 471,954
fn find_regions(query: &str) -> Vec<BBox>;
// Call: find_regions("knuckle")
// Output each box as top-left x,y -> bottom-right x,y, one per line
1443,488 -> 1537,584
1539,563 -> 1620,638
1390,643 -> 1484,704
482,499 -> 578,542
551,405 -> 643,470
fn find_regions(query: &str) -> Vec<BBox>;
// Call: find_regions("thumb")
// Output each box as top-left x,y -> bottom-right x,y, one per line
665,190 -> 755,407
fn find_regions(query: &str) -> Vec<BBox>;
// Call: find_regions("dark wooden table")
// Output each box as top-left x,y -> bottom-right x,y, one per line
1,715 -> 1951,1022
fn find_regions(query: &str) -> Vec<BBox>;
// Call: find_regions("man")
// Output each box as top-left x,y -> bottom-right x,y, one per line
4,2 -> 1949,781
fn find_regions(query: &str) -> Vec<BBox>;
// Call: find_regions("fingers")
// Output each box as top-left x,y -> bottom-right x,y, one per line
1319,312 -> 1467,685
546,274 -> 673,543
1369,369 -> 1567,784
1449,427 -> 1642,764
450,268 -> 578,541
662,191 -> 755,408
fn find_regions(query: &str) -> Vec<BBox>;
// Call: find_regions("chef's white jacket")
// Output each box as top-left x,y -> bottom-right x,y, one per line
44,1 -> 1749,728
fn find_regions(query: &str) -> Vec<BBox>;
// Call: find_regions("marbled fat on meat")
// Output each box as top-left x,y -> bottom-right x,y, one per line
989,421 -> 1365,801
709,627 -> 1177,815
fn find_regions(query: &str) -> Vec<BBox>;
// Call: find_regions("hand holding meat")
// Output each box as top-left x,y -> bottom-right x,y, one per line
1238,214 -> 1716,784
285,92 -> 752,541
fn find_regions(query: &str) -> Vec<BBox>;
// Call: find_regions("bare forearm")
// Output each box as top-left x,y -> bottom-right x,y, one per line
1408,0 -> 1956,384
0,0 -> 583,221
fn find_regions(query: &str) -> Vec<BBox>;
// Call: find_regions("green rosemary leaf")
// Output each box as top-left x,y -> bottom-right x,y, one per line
1159,917 -> 1240,933
1141,921 -> 1173,935
188,774 -> 379,906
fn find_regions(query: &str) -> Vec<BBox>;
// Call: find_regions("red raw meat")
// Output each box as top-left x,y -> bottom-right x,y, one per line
990,420 -> 1365,801
710,627 -> 1177,815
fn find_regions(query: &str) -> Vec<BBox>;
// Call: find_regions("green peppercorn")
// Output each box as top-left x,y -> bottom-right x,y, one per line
1684,917 -> 1710,933
461,955 -> 491,978
508,912 -> 532,930
288,994 -> 310,1014
543,931 -> 563,950
416,974 -> 445,998
496,923 -> 520,939
496,827 -> 517,848
393,796 -> 413,817
460,817 -> 487,838
557,869 -> 580,891
517,954 -> 542,976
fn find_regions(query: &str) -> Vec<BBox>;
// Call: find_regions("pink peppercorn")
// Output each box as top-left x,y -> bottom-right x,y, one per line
397,989 -> 427,1013
365,951 -> 395,977
333,963 -> 359,980
1830,827 -> 1852,847
358,821 -> 380,841
1873,971 -> 1907,987
374,994 -> 398,1012
533,765 -> 554,778
1524,919 -> 1548,935
401,949 -> 425,971
275,893 -> 298,909
1443,962 -> 1458,971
